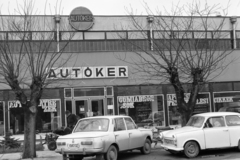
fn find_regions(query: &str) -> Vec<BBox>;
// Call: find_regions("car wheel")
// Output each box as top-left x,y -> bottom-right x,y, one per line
47,141 -> 57,151
140,138 -> 151,154
184,141 -> 200,158
104,145 -> 118,160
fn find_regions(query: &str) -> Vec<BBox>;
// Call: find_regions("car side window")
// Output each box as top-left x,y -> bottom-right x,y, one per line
207,117 -> 225,128
114,118 -> 126,131
124,117 -> 137,130
225,115 -> 240,126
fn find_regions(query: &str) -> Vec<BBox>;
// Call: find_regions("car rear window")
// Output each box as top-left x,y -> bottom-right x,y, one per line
225,115 -> 240,126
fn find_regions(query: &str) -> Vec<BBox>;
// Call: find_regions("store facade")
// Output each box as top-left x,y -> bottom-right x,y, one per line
1,7 -> 240,136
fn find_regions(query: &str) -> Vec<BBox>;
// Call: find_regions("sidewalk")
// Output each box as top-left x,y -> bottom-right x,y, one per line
0,143 -> 163,160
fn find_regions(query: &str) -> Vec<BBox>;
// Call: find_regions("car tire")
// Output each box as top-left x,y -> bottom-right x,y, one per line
140,138 -> 151,155
47,141 -> 57,151
104,145 -> 118,160
184,141 -> 200,158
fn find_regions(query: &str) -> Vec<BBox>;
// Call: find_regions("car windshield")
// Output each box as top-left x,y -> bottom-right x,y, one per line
74,118 -> 109,132
186,116 -> 205,128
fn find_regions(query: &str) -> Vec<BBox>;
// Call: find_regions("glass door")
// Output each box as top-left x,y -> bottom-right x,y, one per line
75,100 -> 88,119
91,99 -> 104,116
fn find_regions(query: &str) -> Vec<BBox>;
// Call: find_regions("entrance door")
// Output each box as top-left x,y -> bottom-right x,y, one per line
73,99 -> 104,119
75,100 -> 88,119
91,99 -> 104,116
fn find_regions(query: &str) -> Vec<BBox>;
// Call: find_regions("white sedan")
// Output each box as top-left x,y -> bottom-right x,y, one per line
55,115 -> 153,160
160,112 -> 240,158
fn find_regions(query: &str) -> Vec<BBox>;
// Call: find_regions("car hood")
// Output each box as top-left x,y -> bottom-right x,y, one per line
163,126 -> 201,138
57,132 -> 109,139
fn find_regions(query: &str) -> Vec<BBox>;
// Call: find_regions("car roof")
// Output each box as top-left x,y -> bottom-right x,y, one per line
194,112 -> 240,117
80,115 -> 131,120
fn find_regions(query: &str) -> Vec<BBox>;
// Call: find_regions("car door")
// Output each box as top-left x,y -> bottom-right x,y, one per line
225,115 -> 240,147
113,118 -> 129,151
204,116 -> 230,148
124,117 -> 143,149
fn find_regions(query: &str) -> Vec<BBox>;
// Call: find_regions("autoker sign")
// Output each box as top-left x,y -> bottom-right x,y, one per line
69,6 -> 94,31
47,66 -> 128,79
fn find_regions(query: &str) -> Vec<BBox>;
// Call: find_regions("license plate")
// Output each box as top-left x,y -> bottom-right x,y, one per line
67,143 -> 80,148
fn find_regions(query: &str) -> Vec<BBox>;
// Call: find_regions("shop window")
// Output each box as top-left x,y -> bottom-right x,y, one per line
117,86 -> 140,96
140,85 -> 162,94
167,93 -> 210,127
74,88 -> 104,97
213,83 -> 233,91
0,102 -> 4,136
118,95 -> 164,127
65,88 -> 72,98
106,87 -> 113,96
214,91 -> 240,113
8,99 -> 62,135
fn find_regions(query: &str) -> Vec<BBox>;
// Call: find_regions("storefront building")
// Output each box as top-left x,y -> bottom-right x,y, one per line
1,7 -> 240,136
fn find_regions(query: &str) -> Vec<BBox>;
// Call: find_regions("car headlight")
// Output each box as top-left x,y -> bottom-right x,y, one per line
172,135 -> 177,146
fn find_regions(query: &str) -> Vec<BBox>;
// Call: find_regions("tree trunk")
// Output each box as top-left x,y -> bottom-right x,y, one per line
22,104 -> 37,159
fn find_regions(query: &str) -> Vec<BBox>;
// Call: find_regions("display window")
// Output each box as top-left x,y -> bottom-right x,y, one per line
0,102 -> 5,136
8,99 -> 61,135
117,95 -> 164,127
213,91 -> 240,113
167,93 -> 210,127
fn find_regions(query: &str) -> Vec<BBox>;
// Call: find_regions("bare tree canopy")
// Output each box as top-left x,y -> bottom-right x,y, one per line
116,1 -> 236,125
0,0 -> 74,158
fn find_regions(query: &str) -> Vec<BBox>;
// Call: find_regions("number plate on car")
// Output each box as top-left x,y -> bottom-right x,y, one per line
67,143 -> 80,148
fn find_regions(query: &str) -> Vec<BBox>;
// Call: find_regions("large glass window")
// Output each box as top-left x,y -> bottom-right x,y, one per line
167,93 -> 210,127
74,88 -> 104,97
0,102 -> 4,136
118,95 -> 164,127
214,91 -> 240,113
8,99 -> 61,134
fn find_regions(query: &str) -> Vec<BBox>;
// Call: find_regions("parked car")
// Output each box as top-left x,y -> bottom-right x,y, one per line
160,112 -> 240,158
55,115 -> 153,160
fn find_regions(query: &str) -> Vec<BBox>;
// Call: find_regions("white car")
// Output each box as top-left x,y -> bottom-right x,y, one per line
55,115 -> 153,160
160,112 -> 240,158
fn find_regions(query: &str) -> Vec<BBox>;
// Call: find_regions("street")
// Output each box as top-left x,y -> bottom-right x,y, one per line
59,148 -> 240,160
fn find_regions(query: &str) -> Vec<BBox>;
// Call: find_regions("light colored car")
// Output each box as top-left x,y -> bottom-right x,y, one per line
55,115 -> 153,160
160,112 -> 240,158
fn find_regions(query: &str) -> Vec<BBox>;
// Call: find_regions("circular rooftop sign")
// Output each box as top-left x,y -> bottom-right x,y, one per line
69,7 -> 94,31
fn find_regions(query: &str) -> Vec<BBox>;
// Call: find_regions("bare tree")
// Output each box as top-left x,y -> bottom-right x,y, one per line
0,0 -> 74,158
116,1 -> 235,125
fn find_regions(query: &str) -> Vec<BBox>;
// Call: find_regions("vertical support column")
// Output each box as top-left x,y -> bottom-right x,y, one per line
147,16 -> 154,51
230,17 -> 237,49
54,14 -> 61,52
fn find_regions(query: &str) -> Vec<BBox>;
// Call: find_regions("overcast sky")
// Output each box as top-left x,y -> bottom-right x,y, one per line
1,0 -> 240,16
